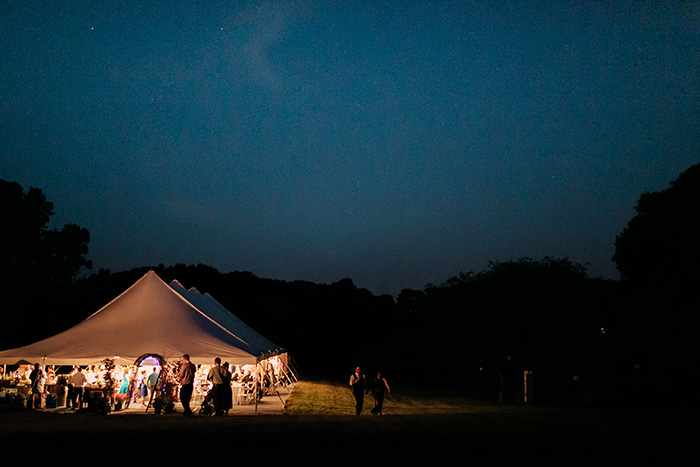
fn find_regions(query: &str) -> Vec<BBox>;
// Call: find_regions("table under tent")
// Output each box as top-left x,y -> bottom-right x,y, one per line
0,270 -> 297,413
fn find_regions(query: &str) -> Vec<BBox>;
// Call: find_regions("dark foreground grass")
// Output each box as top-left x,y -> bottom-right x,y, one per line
1,380 -> 698,465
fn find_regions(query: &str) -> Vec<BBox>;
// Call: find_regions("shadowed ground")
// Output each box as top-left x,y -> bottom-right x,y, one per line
1,380 -> 697,465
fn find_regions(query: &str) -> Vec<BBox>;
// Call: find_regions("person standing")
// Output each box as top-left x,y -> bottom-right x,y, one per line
146,367 -> 160,404
207,357 -> 225,416
349,366 -> 366,415
29,363 -> 45,409
116,368 -> 131,405
221,362 -> 233,415
139,369 -> 148,407
369,371 -> 391,415
69,366 -> 87,410
177,354 -> 197,417
66,366 -> 76,409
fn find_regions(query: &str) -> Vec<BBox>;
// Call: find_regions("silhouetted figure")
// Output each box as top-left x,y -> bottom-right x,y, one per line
221,362 -> 233,415
177,354 -> 196,417
29,363 -> 45,409
369,371 -> 391,415
207,357 -> 225,416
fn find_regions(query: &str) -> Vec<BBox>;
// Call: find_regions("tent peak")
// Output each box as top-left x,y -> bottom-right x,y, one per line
0,268 -> 259,365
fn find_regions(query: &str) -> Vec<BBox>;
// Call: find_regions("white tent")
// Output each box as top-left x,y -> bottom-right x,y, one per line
169,280 -> 281,358
0,270 -> 276,366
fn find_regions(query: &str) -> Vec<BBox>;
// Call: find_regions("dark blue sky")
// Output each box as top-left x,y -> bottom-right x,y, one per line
2,1 -> 699,297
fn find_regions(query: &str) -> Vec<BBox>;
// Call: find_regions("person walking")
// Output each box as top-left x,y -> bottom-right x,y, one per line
369,371 -> 391,415
177,354 -> 197,417
349,366 -> 366,415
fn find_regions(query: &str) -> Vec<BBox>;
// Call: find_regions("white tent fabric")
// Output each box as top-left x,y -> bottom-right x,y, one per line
169,280 -> 281,357
0,271 -> 262,366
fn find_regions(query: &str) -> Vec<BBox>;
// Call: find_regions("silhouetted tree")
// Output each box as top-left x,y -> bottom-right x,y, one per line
397,288 -> 427,316
1,179 -> 92,284
1,179 -> 92,347
612,163 -> 700,394
613,163 -> 700,288
414,257 -> 617,402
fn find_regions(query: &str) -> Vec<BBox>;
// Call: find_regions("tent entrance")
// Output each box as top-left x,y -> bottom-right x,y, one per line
123,353 -> 166,411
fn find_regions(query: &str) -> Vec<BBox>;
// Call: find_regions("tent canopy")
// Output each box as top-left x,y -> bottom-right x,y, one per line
169,280 -> 281,357
0,270 -> 279,366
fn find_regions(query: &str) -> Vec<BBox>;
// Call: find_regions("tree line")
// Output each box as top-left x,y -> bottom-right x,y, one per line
2,163 -> 699,405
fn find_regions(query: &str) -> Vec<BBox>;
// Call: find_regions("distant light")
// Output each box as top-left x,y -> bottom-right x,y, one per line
600,327 -> 606,335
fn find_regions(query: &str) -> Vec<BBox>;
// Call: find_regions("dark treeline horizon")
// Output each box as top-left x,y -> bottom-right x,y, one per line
1,256 -> 694,408
2,162 -> 699,406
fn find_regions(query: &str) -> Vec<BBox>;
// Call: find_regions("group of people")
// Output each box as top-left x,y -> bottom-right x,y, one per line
9,363 -> 51,409
25,363 -> 162,411
175,354 -> 234,417
136,367 -> 161,407
21,359 -> 384,416
349,366 -> 391,415
176,354 -> 264,417
13,356 -> 281,416
25,363 -> 89,410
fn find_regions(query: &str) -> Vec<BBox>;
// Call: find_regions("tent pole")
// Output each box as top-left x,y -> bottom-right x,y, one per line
282,357 -> 298,386
287,355 -> 300,383
274,388 -> 284,404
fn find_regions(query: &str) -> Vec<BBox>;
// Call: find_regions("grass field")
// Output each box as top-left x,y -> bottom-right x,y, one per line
1,379 -> 698,465
285,379 -> 526,415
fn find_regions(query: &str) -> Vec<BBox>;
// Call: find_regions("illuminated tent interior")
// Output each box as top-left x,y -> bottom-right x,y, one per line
0,270 -> 285,368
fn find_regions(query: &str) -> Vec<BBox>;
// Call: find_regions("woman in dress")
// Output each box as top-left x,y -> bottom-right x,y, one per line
370,371 -> 391,415
139,369 -> 148,406
117,369 -> 131,402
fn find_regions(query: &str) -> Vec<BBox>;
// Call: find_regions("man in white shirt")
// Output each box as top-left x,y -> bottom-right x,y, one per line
69,367 -> 88,410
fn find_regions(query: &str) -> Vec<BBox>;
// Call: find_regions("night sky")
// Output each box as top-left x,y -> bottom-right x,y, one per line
2,1 -> 699,297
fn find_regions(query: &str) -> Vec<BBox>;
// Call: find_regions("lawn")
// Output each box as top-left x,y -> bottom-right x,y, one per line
285,379 -> 522,415
1,379 -> 698,465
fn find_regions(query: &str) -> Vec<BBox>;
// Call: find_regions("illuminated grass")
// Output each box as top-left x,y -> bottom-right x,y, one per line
284,379 -> 519,415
